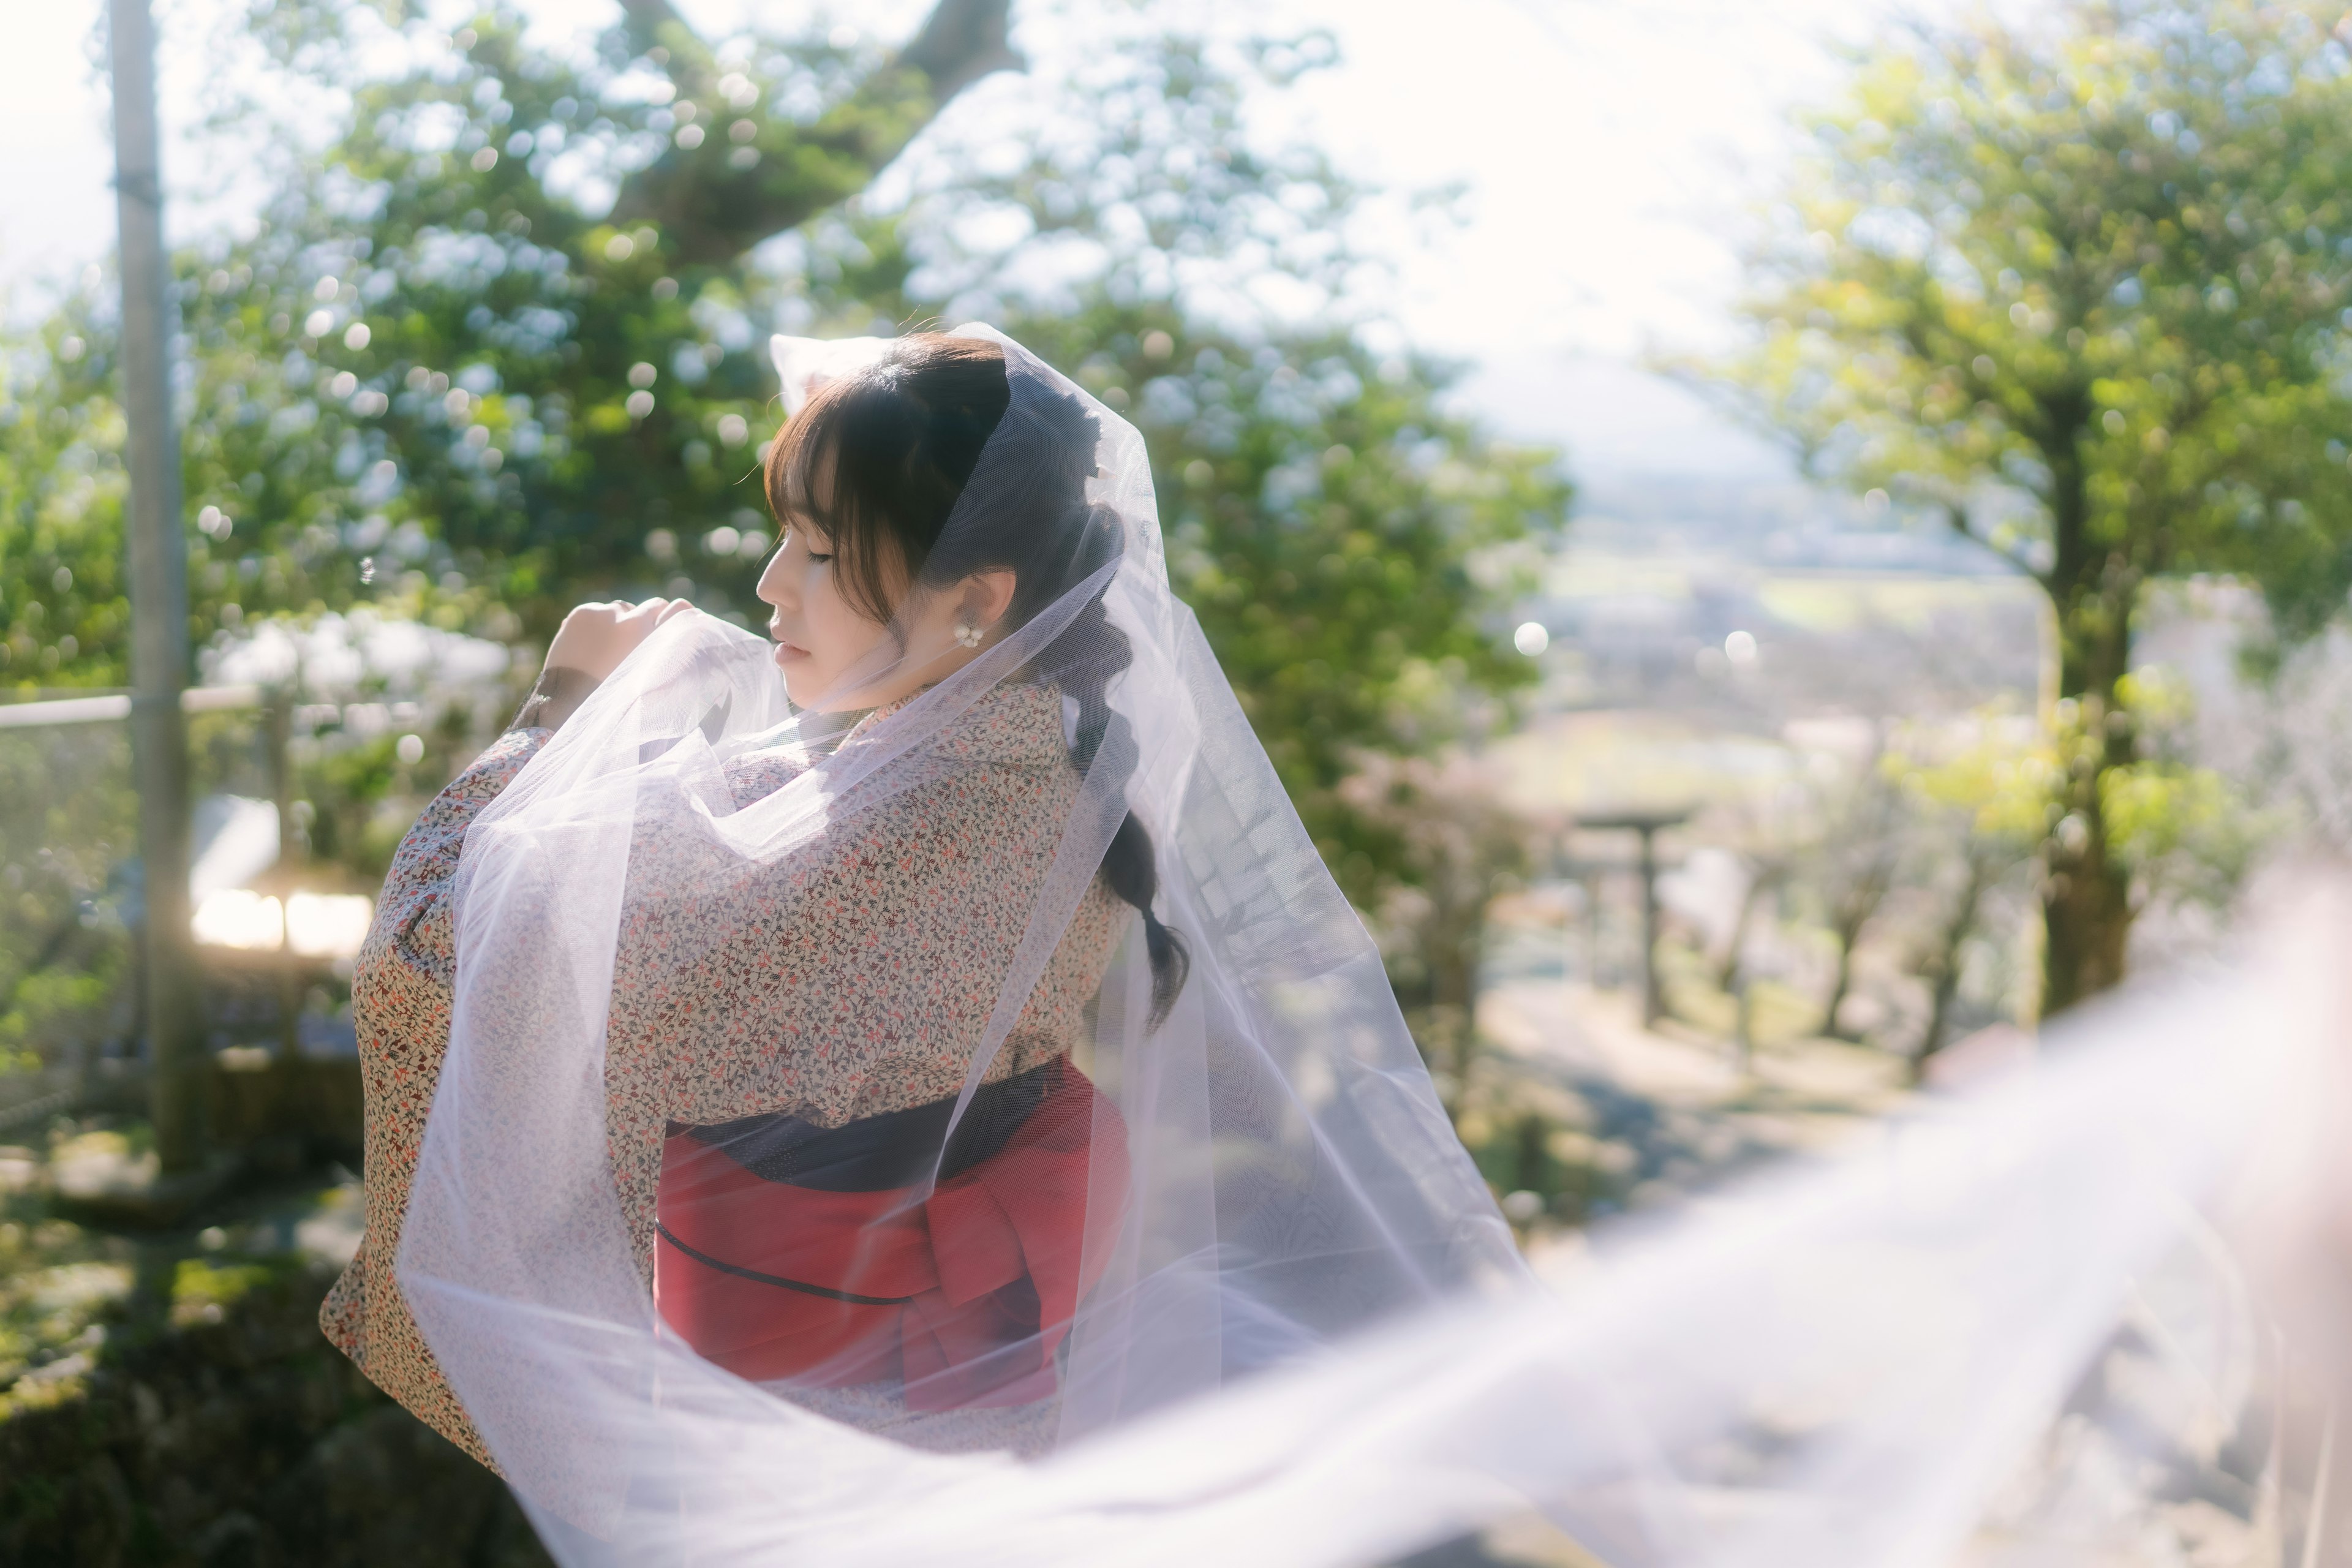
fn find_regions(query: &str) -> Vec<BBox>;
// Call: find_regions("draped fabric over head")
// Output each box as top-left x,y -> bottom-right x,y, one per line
397,325 -> 2352,1567
396,324 -> 1523,1557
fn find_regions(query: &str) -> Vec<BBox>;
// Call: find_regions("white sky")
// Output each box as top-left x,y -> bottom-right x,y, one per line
0,0 -> 1925,482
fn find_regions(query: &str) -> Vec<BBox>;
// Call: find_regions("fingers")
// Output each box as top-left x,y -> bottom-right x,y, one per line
622,597 -> 696,627
567,597 -> 692,635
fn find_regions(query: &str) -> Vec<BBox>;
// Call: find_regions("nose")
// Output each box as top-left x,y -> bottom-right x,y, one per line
755,534 -> 791,609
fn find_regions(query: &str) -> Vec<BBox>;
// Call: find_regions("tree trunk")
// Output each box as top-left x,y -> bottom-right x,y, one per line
1915,851 -> 1992,1082
2040,812 -> 2130,1013
2040,578 -> 2136,1017
1733,978 -> 1758,1077
1820,930 -> 1856,1041
1715,864 -> 1774,992
611,0 -> 1019,266
1820,872 -> 1888,1041
1417,892 -> 1485,1122
1635,826 -> 1665,1027
2034,387 -> 2137,1019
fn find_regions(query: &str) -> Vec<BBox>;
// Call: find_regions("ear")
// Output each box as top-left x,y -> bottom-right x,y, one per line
769,334 -> 894,417
963,570 -> 1017,628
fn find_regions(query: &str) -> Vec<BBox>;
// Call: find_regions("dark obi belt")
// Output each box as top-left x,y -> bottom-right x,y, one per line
654,1057 -> 1127,1411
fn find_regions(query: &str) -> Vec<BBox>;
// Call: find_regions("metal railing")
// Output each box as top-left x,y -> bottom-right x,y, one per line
0,1082 -> 82,1137
0,685 -> 263,729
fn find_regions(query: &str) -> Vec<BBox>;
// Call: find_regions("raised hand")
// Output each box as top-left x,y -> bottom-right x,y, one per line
514,598 -> 697,731
543,597 -> 698,683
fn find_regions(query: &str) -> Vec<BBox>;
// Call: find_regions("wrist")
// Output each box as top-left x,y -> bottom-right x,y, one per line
510,665 -> 601,733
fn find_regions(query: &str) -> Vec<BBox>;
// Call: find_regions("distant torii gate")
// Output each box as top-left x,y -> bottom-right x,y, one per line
1574,807 -> 1695,1029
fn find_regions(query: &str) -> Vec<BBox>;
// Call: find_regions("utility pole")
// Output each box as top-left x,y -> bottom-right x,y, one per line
110,0 -> 204,1173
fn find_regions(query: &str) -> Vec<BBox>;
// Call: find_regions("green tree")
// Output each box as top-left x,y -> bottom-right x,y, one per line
1338,751 -> 1531,1112
2,0 -> 1013,692
1809,747 -> 1904,1042
775,29 -> 1570,902
1891,712 -> 2047,1072
0,725 -> 134,1069
1714,0 -> 2352,1014
0,315 -> 127,688
5,10 -> 1566,919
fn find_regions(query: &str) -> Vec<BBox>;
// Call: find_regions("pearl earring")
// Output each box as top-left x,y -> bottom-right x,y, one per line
953,619 -> 986,649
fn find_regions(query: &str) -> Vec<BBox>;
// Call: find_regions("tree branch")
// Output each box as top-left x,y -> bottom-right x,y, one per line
610,0 -> 1020,267
897,0 -> 1025,102
1942,499 -> 2048,584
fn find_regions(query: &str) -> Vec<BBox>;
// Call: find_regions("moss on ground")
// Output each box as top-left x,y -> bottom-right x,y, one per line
0,1118 -> 550,1567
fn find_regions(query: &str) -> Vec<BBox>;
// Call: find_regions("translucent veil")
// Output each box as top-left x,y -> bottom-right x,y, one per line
398,325 -> 2352,1567
396,323 -> 1523,1558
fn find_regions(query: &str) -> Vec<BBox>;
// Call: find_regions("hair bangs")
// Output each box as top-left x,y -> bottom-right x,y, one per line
762,371 -> 908,627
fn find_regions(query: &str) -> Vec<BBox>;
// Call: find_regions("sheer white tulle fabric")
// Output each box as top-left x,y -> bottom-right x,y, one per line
398,325 -> 2352,1566
397,325 -> 1522,1558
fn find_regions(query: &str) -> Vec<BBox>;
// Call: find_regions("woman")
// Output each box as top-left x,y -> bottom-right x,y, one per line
341,325 -> 1517,1561
324,333 -> 1202,1463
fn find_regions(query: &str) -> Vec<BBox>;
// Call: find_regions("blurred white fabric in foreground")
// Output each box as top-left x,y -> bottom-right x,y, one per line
818,899 -> 2350,1568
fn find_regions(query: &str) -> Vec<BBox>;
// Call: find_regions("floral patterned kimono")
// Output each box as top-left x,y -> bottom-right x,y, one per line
321,680 -> 1128,1468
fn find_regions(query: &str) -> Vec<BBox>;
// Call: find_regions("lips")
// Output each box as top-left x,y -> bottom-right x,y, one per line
769,628 -> 810,663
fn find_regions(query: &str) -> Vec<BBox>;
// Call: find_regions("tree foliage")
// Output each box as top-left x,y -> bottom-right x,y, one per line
1713,0 -> 2352,1012
6,0 -> 1013,692
771,28 -> 1569,897
0,6 -> 1567,929
0,320 -> 127,685
0,726 -> 134,1067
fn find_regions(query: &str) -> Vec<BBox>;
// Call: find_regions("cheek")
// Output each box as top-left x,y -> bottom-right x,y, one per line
805,575 -> 889,668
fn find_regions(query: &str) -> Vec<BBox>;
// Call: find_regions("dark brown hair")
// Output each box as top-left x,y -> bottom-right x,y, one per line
763,333 -> 1189,1028
764,336 -> 1012,624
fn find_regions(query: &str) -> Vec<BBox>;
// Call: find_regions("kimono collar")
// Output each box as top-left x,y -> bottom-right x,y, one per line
843,680 -> 1071,770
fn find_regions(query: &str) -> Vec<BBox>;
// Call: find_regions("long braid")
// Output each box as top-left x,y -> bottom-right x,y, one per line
1049,589 -> 1190,1030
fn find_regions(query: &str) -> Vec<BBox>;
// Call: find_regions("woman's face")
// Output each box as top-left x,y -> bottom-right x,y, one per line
753,473 -> 1014,714
753,521 -> 900,712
